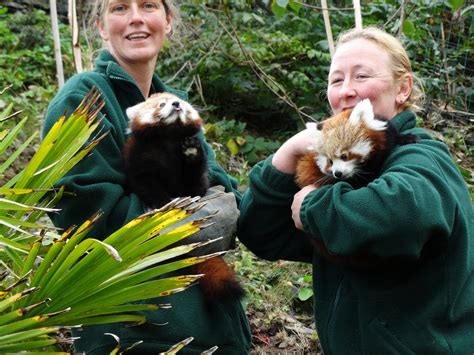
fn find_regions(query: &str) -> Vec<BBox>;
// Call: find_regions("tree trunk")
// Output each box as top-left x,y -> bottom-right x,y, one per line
50,0 -> 65,88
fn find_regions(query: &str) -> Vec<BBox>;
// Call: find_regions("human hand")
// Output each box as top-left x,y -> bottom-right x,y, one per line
272,123 -> 320,174
292,184 -> 317,230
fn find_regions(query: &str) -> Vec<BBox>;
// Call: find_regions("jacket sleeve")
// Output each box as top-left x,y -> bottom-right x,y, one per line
237,157 -> 313,263
300,138 -> 469,259
43,86 -> 145,240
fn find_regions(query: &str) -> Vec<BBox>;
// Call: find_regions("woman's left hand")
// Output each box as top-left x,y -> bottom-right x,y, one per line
292,185 -> 318,230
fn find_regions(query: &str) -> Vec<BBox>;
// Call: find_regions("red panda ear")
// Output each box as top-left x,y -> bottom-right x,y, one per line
349,99 -> 386,131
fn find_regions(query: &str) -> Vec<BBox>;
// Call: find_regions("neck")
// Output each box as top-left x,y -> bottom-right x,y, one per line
119,58 -> 157,98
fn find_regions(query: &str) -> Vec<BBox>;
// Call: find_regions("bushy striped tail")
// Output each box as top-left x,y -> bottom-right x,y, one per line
192,256 -> 245,303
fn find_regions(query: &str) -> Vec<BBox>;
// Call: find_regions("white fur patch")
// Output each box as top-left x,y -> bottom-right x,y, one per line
125,105 -> 139,120
349,99 -> 386,131
305,122 -> 323,152
126,103 -> 156,125
316,155 -> 328,174
184,147 -> 198,156
351,140 -> 372,158
332,159 -> 357,178
306,122 -> 317,130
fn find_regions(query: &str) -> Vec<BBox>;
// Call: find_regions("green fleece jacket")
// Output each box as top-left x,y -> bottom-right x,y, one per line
238,111 -> 474,354
42,50 -> 250,354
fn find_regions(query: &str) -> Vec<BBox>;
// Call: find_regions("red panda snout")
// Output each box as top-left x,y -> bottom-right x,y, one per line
331,158 -> 358,179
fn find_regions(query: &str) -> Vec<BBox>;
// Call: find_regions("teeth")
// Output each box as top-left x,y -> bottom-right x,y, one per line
127,34 -> 149,40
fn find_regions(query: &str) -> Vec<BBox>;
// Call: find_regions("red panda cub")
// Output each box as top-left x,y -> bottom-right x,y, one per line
295,99 -> 419,268
124,92 -> 244,303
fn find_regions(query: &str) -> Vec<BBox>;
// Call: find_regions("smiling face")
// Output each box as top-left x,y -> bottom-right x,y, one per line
327,38 -> 410,120
97,0 -> 171,68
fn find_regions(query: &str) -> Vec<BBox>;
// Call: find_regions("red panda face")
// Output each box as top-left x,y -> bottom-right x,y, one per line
126,92 -> 202,128
311,99 -> 386,180
316,144 -> 371,180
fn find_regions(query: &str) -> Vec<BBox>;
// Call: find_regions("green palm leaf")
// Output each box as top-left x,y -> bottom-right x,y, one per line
0,89 -> 220,353
1,199 -> 214,352
0,89 -> 107,268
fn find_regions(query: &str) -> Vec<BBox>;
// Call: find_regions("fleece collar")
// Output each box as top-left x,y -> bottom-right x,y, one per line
389,110 -> 417,133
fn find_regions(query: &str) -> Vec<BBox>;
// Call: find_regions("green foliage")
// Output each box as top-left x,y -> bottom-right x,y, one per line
361,0 -> 472,112
159,3 -> 336,137
0,91 -> 106,268
0,91 -> 215,353
205,119 -> 281,165
0,8 -> 74,131
233,247 -> 313,314
158,1 -> 472,139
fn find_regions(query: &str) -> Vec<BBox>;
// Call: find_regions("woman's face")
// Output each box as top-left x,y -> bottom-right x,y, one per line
97,0 -> 171,67
327,38 -> 408,119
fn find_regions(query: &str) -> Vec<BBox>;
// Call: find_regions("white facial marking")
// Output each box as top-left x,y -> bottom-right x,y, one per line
306,122 -> 317,130
351,140 -> 372,159
316,155 -> 328,173
332,159 -> 357,179
159,99 -> 201,125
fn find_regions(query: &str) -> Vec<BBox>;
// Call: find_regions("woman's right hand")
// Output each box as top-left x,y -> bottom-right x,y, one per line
272,123 -> 319,174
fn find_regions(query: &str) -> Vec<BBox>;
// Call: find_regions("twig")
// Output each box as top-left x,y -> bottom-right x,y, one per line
353,0 -> 363,30
0,110 -> 23,123
398,0 -> 405,37
321,0 -> 334,57
193,74 -> 207,107
0,85 -> 13,96
165,60 -> 191,85
68,0 -> 83,73
50,0 -> 65,88
384,2 -> 416,29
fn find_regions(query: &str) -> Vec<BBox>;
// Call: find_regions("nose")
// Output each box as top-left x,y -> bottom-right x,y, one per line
334,171 -> 343,179
338,79 -> 356,100
172,101 -> 180,108
129,4 -> 144,24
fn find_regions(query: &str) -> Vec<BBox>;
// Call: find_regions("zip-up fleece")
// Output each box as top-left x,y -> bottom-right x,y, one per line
238,110 -> 474,354
43,50 -> 250,354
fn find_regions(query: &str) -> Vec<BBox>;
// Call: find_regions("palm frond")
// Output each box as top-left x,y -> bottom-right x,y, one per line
1,197 -> 217,352
0,89 -> 220,353
0,89 -> 107,268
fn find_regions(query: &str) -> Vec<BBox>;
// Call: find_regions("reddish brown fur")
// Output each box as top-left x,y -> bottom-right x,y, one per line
294,107 -> 418,269
192,257 -> 245,303
295,152 -> 323,187
123,92 -> 244,302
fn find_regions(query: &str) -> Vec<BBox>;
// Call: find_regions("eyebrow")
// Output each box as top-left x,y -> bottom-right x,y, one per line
329,64 -> 372,76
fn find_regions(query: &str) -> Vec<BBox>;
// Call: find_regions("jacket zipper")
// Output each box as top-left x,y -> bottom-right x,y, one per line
109,75 -> 146,101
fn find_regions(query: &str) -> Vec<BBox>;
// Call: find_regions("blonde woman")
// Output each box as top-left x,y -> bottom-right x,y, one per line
43,1 -> 251,353
238,26 -> 474,353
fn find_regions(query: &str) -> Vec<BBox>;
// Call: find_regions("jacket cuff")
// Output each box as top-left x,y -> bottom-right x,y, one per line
299,187 -> 322,234
258,155 -> 300,193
